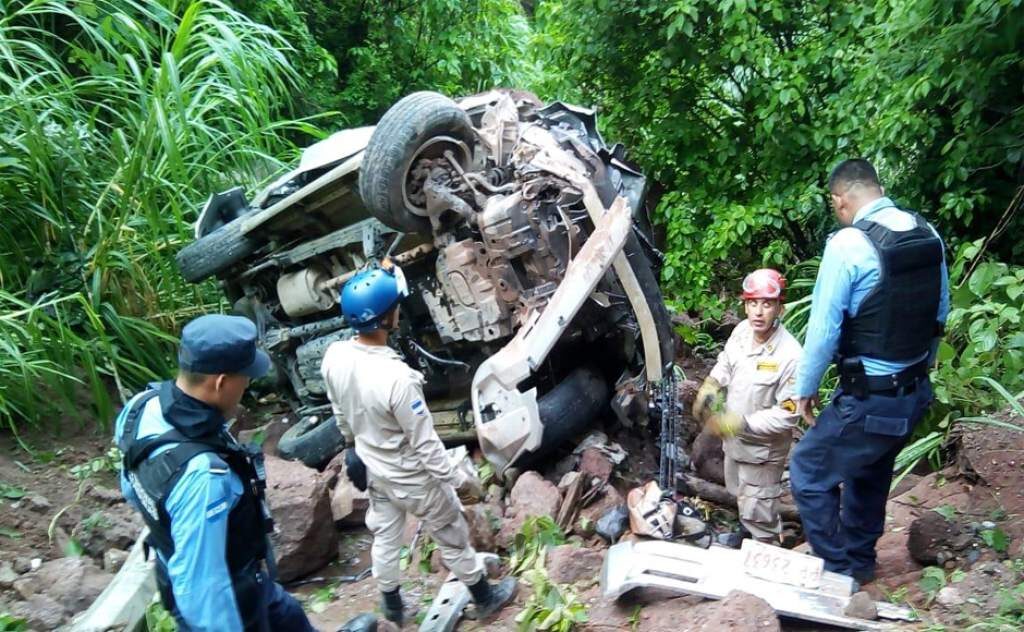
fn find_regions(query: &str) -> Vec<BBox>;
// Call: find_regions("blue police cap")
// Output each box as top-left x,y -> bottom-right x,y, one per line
177,314 -> 270,379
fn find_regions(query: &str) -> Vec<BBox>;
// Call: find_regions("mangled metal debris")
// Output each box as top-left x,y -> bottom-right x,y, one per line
419,553 -> 500,632
602,540 -> 917,630
176,89 -> 674,473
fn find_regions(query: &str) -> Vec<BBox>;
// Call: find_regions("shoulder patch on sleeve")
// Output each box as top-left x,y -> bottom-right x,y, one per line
205,497 -> 230,520
410,399 -> 427,416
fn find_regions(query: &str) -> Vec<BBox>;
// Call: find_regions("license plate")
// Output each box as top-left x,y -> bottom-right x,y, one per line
740,539 -> 824,588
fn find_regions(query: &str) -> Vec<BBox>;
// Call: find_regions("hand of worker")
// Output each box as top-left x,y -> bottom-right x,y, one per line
705,409 -> 744,438
796,395 -> 820,427
455,471 -> 485,505
692,377 -> 722,421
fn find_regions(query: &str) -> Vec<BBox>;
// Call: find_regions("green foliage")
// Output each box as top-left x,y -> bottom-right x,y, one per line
508,515 -> 566,576
920,566 -> 948,605
514,549 -> 588,631
0,481 -> 26,500
533,0 -> 1024,314
982,528 -> 1010,554
893,240 -> 1024,481
932,240 -> 1024,416
307,580 -> 339,614
242,0 -> 536,126
0,614 -> 27,632
69,447 -> 122,480
81,510 -> 113,534
418,535 -> 438,575
145,600 -> 178,631
0,0 -> 316,434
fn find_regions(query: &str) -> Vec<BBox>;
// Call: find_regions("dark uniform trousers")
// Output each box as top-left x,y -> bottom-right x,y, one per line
158,562 -> 313,632
789,379 -> 933,579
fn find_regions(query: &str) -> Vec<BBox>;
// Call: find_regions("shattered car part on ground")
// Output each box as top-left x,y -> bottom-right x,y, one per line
418,553 -> 500,632
601,539 -> 917,630
175,90 -> 674,471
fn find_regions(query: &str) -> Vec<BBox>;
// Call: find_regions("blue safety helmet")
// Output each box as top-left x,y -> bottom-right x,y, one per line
341,263 -> 409,332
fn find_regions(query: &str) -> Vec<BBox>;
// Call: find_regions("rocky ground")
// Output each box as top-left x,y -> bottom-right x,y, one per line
1,386 -> 1022,631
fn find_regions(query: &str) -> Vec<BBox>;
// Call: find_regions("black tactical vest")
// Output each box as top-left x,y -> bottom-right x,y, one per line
118,391 -> 273,629
838,211 -> 943,362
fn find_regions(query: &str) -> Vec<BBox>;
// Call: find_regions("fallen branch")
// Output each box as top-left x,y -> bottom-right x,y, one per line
676,473 -> 800,523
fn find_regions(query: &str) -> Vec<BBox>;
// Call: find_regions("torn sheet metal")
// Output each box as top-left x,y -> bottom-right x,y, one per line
419,553 -> 499,632
601,540 -> 916,631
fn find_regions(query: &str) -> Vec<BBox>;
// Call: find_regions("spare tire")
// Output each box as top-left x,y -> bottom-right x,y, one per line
276,415 -> 346,469
511,366 -> 609,470
359,91 -> 475,234
176,219 -> 259,283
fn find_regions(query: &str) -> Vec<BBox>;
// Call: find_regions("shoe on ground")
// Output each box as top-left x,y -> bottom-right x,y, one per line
466,576 -> 518,620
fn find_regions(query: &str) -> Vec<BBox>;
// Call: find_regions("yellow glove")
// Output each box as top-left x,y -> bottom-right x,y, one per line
692,377 -> 722,421
706,409 -> 745,438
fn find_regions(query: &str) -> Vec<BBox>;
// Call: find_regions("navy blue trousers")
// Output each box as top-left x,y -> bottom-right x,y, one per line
160,565 -> 315,632
789,380 -> 932,580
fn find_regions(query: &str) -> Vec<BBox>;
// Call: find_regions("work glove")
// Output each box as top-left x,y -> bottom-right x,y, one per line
455,473 -> 485,505
692,377 -> 722,422
705,409 -> 745,438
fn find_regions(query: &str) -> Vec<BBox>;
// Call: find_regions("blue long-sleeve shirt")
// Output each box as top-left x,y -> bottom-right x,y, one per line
115,390 -> 245,632
795,197 -> 950,398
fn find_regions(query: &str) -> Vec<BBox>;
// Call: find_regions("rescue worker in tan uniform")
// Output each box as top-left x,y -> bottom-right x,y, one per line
693,269 -> 802,544
321,262 -> 516,627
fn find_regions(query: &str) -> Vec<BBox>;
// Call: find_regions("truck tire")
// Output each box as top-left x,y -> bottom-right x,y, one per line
537,365 -> 610,450
175,219 -> 259,283
359,91 -> 475,234
276,415 -> 346,469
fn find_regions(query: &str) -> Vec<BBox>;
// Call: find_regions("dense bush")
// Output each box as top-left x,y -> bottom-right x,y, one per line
531,0 -> 1024,315
0,0 -> 312,432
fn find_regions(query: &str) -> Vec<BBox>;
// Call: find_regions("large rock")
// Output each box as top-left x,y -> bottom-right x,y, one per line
85,483 -> 125,506
873,470 -> 970,590
465,503 -> 502,553
12,556 -> 112,624
579,448 -> 614,482
545,544 -> 603,585
674,591 -> 779,632
265,455 -> 339,581
9,594 -> 67,630
329,472 -> 369,528
689,430 -> 725,486
497,471 -> 561,548
906,511 -> 961,565
0,561 -> 18,589
72,504 -> 143,559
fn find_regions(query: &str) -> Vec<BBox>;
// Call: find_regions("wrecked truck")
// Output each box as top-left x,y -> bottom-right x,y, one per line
175,90 -> 674,474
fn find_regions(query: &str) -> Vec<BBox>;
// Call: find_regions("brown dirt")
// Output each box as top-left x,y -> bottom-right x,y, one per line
0,425 -> 119,566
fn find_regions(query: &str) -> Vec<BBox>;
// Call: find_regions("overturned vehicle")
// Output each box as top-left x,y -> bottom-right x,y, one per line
176,90 -> 674,474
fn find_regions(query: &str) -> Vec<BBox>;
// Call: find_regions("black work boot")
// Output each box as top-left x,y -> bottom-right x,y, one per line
381,588 -> 405,626
466,576 -> 518,620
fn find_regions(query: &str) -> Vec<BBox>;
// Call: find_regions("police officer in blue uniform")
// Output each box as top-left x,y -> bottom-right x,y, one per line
791,159 -> 949,584
115,314 -> 315,631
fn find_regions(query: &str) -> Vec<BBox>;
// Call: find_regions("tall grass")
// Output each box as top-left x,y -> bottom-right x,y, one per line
0,0 -> 323,436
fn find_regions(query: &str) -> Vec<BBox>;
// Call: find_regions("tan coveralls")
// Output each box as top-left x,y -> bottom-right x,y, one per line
708,319 -> 802,541
321,339 -> 483,592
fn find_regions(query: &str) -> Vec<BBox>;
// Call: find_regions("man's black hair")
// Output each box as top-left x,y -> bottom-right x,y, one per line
828,158 -> 881,193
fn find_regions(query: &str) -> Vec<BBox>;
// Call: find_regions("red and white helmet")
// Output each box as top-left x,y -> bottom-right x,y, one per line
741,268 -> 786,300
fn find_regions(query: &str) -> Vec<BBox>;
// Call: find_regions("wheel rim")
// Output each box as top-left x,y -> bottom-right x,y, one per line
401,135 -> 472,218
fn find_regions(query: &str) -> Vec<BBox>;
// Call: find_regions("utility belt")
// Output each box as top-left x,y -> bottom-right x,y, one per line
837,357 -> 928,399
